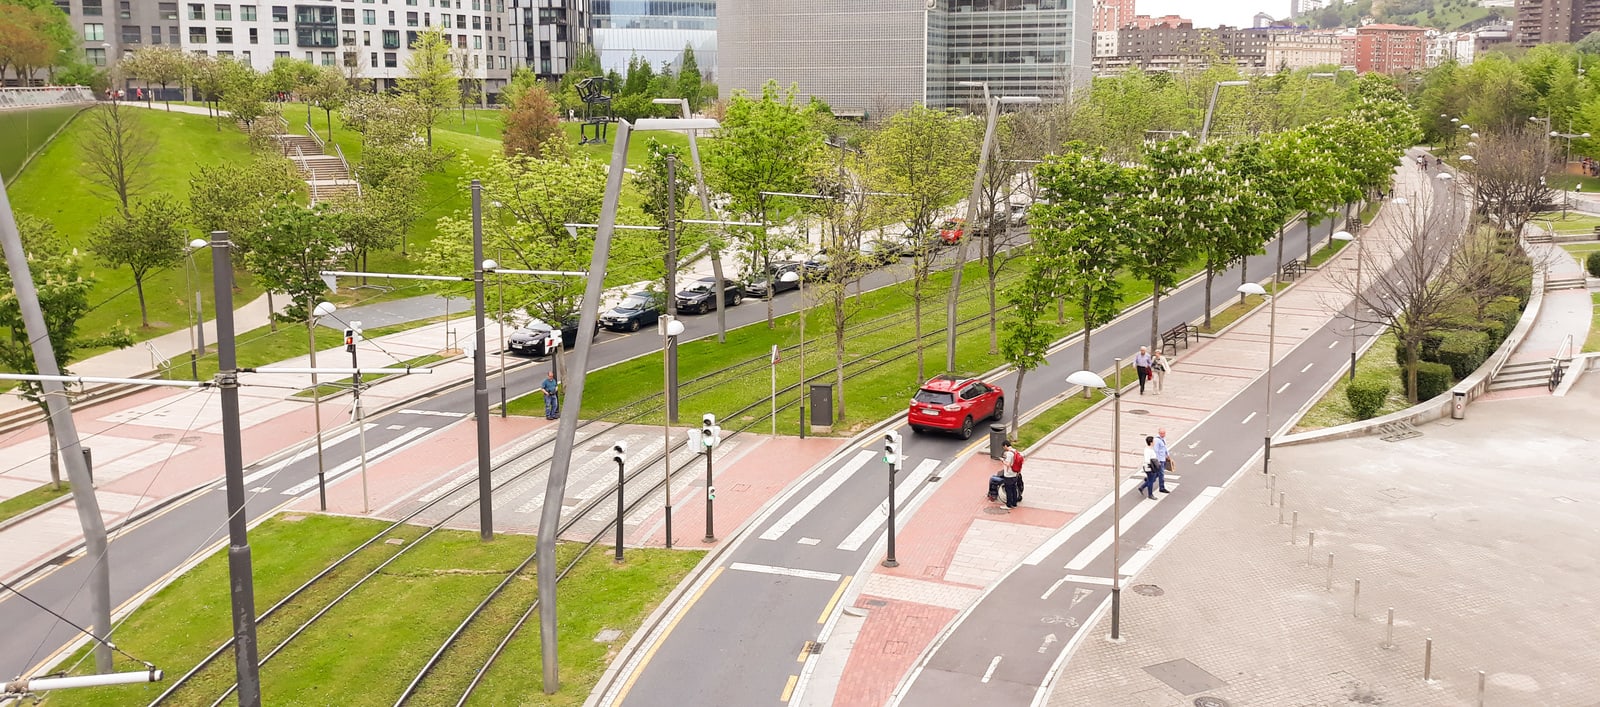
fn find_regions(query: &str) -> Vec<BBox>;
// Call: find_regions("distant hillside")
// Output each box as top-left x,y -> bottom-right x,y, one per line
1302,0 -> 1511,32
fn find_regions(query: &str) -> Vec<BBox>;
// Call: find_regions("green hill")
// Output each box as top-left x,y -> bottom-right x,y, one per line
1302,0 -> 1510,32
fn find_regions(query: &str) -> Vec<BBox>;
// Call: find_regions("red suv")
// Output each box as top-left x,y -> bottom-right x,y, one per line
908,375 -> 1004,439
937,218 -> 966,245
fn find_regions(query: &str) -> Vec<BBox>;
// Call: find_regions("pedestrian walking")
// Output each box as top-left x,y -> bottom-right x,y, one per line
1153,428 -> 1172,493
539,371 -> 560,420
1134,346 -> 1153,395
1140,436 -> 1160,499
1151,351 -> 1169,394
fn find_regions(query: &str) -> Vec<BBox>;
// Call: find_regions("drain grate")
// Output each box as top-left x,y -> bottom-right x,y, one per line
1194,697 -> 1230,707
1131,584 -> 1164,597
1128,409 -> 1150,415
802,640 -> 824,655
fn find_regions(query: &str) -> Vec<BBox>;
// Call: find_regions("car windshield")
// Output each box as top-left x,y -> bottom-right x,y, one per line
913,389 -> 954,405
617,295 -> 651,310
684,282 -> 713,293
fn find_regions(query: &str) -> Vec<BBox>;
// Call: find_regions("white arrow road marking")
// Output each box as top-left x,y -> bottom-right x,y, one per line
1070,587 -> 1093,607
1186,441 -> 1200,449
1037,634 -> 1058,654
397,408 -> 468,418
760,450 -> 875,542
1241,412 -> 1257,425
240,425 -> 369,486
981,656 -> 1002,683
835,458 -> 938,551
278,427 -> 432,495
1195,450 -> 1213,465
1064,483 -> 1178,571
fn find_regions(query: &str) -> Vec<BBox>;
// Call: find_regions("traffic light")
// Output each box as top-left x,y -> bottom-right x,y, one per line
343,328 -> 356,353
884,431 -> 902,471
700,414 -> 721,450
611,441 -> 626,465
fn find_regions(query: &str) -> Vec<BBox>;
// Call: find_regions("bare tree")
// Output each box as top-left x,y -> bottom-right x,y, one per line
79,101 -> 156,213
1467,128 -> 1557,238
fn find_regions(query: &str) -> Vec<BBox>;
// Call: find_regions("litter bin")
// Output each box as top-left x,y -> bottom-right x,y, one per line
989,424 -> 1007,460
1451,390 -> 1465,420
809,384 -> 833,427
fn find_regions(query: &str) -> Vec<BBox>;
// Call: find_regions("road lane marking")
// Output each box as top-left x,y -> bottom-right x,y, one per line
1195,450 -> 1213,465
1120,486 -> 1223,578
759,450 -> 875,541
397,408 -> 467,418
1022,477 -> 1141,566
817,575 -> 852,624
781,675 -> 799,702
1241,412 -> 1256,425
1277,382 -> 1291,394
728,562 -> 843,582
1328,340 -> 1338,348
1037,634 -> 1058,653
1064,484 -> 1178,571
981,656 -> 1002,683
611,566 -> 724,704
1301,362 -> 1314,373
835,458 -> 938,552
796,646 -> 809,663
798,537 -> 820,545
240,425 -> 368,486
277,427 -> 431,495
1063,574 -> 1112,587
1041,577 -> 1068,601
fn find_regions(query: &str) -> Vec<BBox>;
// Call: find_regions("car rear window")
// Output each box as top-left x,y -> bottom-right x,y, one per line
914,389 -> 954,405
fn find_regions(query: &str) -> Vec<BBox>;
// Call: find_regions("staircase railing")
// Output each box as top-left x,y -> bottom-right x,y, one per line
274,113 -> 289,134
334,143 -> 361,197
1549,333 -> 1573,391
295,143 -> 320,204
304,120 -> 325,150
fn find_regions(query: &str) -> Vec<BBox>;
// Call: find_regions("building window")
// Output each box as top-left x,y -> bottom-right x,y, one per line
470,53 -> 477,68
469,0 -> 476,7
422,11 -> 428,25
405,11 -> 416,25
386,10 -> 393,23
343,50 -> 355,65
120,25 -> 140,43
440,13 -> 449,27
214,4 -> 230,20
170,26 -> 180,43
470,14 -> 478,29
342,29 -> 355,44
321,50 -> 334,64
276,50 -> 289,57
369,51 -> 377,66
151,25 -> 162,43
362,9 -> 374,23
405,30 -> 416,45
189,2 -> 203,18
341,7 -> 354,22
119,1 -> 130,19
159,1 -> 178,18
496,35 -> 502,50
82,0 -> 102,15
471,34 -> 479,49
240,50 -> 249,62
189,26 -> 207,42
84,23 -> 104,40
217,49 -> 232,57
455,13 -> 463,26
241,4 -> 256,19
304,50 -> 312,60
86,47 -> 107,65
383,51 -> 396,67
216,26 -> 232,43
248,27 -> 257,43
271,4 -> 286,21
274,28 -> 288,43
362,30 -> 369,45
382,29 -> 398,47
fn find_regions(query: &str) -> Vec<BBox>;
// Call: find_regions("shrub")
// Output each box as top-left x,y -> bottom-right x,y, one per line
1436,330 -> 1490,379
1588,250 -> 1600,278
1345,378 -> 1389,420
1402,361 -> 1454,401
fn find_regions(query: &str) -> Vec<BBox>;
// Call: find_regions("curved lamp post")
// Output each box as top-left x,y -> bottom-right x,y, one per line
1066,363 -> 1124,640
660,315 -> 685,548
1330,231 -> 1360,381
1238,282 -> 1275,475
308,300 -> 337,510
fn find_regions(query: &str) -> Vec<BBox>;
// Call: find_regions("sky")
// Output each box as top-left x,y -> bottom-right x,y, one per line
1137,0 -> 1288,28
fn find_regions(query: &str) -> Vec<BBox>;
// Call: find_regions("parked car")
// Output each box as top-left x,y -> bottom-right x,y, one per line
600,291 -> 662,332
937,217 -> 967,245
675,276 -> 744,314
506,318 -> 594,357
907,374 -> 1004,439
744,261 -> 803,298
802,253 -> 833,282
862,239 -> 905,266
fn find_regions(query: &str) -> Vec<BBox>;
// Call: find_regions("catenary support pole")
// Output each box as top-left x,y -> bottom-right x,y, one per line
615,455 -> 626,562
472,180 -> 494,541
945,89 -> 1000,373
665,156 -> 680,422
0,174 -> 115,673
209,233 -> 263,706
1110,358 -> 1123,641
308,320 -> 327,511
537,120 -> 631,694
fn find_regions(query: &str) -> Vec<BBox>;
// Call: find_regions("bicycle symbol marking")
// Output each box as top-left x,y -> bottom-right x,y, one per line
1040,615 -> 1080,628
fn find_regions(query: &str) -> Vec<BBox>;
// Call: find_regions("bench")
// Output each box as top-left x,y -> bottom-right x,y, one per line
1280,260 -> 1306,280
1160,322 -> 1201,355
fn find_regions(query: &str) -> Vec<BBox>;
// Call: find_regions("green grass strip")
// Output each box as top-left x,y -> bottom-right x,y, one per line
0,482 -> 71,525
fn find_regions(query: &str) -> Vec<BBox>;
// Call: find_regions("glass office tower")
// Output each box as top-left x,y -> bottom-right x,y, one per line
592,0 -> 716,76
926,0 -> 1093,109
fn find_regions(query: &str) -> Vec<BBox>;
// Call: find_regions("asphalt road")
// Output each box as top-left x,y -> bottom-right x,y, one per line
610,208 -> 1359,706
0,237 -> 993,680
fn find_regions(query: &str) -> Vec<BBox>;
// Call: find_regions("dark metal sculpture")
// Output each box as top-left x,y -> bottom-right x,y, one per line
576,76 -> 616,145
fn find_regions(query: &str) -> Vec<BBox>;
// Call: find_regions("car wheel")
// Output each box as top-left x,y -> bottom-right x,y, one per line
629,319 -> 640,332
731,292 -> 743,306
958,416 -> 974,440
910,425 -> 924,435
991,397 -> 1005,422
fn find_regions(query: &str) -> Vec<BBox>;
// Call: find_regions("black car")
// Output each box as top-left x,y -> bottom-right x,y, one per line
601,291 -> 662,332
862,239 -> 904,266
744,261 -> 803,298
675,276 -> 743,314
505,318 -> 595,356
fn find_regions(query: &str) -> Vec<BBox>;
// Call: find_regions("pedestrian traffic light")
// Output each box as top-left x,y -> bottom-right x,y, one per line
700,413 -> 720,450
884,431 -> 902,471
343,328 -> 356,352
611,441 -> 626,465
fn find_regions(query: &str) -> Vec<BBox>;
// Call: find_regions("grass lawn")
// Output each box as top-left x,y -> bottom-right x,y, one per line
291,352 -> 449,398
1546,173 -> 1600,194
0,105 -> 88,182
1359,200 -> 1382,226
1307,235 -> 1349,268
0,482 -> 71,525
1588,293 -> 1600,354
1533,211 -> 1600,235
1294,332 -> 1410,431
1562,242 -> 1600,260
52,515 -> 702,706
8,109 -> 264,360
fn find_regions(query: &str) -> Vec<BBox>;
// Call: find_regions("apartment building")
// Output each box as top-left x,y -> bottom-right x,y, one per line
1353,23 -> 1426,74
1263,30 -> 1342,71
1514,0 -> 1600,47
47,0 -> 175,77
508,0 -> 590,81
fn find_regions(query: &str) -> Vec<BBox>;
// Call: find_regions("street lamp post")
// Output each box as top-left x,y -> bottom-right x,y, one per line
652,96 -> 730,342
1553,130 -> 1590,170
182,238 -> 209,379
1200,80 -> 1250,145
1066,360 -> 1123,640
1238,282 -> 1277,475
659,315 -> 684,549
947,81 -> 1041,373
308,300 -> 337,510
1530,115 -> 1552,170
1330,231 -> 1360,381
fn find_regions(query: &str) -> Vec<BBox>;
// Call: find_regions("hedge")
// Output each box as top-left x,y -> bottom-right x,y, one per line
1345,378 -> 1390,420
1436,330 -> 1490,379
1588,251 -> 1600,278
1403,361 -> 1454,401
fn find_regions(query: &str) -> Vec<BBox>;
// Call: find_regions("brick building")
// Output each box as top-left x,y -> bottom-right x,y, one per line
1353,23 -> 1426,74
1514,0 -> 1600,47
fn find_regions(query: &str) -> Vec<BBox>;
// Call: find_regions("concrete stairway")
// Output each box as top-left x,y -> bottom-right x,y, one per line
1488,359 -> 1552,392
271,133 -> 361,205
1544,274 -> 1588,291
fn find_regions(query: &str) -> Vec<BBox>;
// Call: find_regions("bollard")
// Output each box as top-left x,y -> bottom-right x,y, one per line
1269,473 -> 1276,501
1477,670 -> 1486,706
1308,531 -> 1316,565
1353,578 -> 1362,618
1423,638 -> 1434,681
1326,553 -> 1334,591
1290,512 -> 1298,545
1278,494 -> 1285,524
1383,607 -> 1395,649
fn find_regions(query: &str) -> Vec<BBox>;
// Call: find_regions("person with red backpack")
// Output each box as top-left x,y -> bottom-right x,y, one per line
987,440 -> 1024,508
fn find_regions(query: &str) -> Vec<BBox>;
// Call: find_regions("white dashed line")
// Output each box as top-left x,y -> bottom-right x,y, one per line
1241,412 -> 1257,425
727,562 -> 841,582
1276,382 -> 1291,394
1195,450 -> 1213,465
1301,363 -> 1314,373
981,656 -> 1002,683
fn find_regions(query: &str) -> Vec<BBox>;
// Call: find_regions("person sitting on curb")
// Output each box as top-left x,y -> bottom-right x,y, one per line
987,440 -> 1024,508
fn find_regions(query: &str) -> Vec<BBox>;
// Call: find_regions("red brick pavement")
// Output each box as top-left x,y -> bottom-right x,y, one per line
832,597 -> 958,707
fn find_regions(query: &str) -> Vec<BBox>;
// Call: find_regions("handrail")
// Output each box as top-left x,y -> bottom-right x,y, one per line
304,120 -> 325,149
334,143 -> 361,197
1551,333 -> 1574,384
295,143 -> 320,204
274,113 -> 289,133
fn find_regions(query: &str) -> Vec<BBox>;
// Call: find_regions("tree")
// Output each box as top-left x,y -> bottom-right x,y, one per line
87,195 -> 188,328
633,137 -> 699,306
325,188 -> 407,276
1128,139 -> 1210,352
265,56 -> 316,102
79,101 -> 156,214
399,28 -> 458,147
677,44 -> 705,111
217,57 -> 270,128
1204,139 -> 1278,326
705,81 -> 826,330
0,217 -> 129,488
1468,128 -> 1557,238
189,155 -> 305,242
502,70 -> 561,158
340,93 -> 448,252
124,46 -> 190,110
239,204 -> 342,323
301,65 -> 349,143
188,53 -> 229,124
0,4 -> 54,84
866,104 -> 974,380
998,258 -> 1056,436
1032,144 -> 1130,388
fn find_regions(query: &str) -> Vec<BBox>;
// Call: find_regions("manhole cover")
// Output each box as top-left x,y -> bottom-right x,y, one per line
863,599 -> 888,607
1194,698 -> 1230,707
153,433 -> 174,440
1128,409 -> 1150,415
1132,584 -> 1164,596
180,436 -> 201,443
